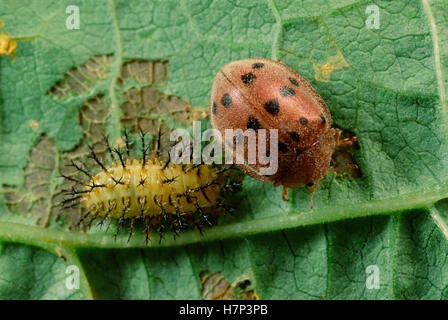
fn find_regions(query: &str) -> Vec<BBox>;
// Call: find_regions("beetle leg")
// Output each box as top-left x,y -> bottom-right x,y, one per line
335,128 -> 357,147
282,186 -> 289,202
337,136 -> 357,147
308,183 -> 318,209
329,164 -> 358,173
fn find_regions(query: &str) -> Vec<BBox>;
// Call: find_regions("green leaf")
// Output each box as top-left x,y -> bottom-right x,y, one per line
1,0 -> 448,299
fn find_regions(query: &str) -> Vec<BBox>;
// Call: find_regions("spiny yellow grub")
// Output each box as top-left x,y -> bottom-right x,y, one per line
61,131 -> 238,242
81,159 -> 222,219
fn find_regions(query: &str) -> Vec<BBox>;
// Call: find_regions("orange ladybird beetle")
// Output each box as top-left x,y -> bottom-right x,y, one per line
209,58 -> 356,208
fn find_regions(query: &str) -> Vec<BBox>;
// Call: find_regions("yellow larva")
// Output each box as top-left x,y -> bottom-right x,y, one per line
84,159 -> 222,219
61,130 -> 235,242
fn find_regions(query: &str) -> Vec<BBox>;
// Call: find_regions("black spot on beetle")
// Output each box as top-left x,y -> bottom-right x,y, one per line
307,182 -> 314,187
289,78 -> 299,87
280,86 -> 295,97
294,148 -> 302,155
246,116 -> 262,130
237,279 -> 251,289
212,102 -> 218,115
252,63 -> 264,69
320,115 -> 326,124
300,117 -> 308,126
221,93 -> 232,108
241,73 -> 256,85
289,132 -> 300,142
278,142 -> 288,153
264,99 -> 280,115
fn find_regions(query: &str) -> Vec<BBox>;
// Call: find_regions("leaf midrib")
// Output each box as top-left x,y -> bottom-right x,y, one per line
1,180 -> 447,251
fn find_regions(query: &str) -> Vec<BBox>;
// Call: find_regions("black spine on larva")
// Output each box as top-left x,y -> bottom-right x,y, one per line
139,197 -> 146,219
128,218 -> 135,243
214,164 -> 234,174
103,135 -> 116,162
60,173 -> 87,186
87,144 -> 108,173
162,175 -> 178,184
124,128 -> 131,159
174,204 -> 185,231
185,163 -> 202,172
194,202 -> 212,226
224,181 -> 242,192
138,176 -> 146,188
97,207 -> 112,228
61,196 -> 81,210
194,221 -> 203,235
88,144 -> 124,186
69,160 -> 92,179
114,148 -> 126,168
87,210 -> 100,228
157,225 -> 165,244
76,210 -> 92,227
140,130 -> 147,168
171,222 -> 179,239
155,126 -> 163,157
114,206 -> 127,240
163,139 -> 177,170
201,189 -> 210,202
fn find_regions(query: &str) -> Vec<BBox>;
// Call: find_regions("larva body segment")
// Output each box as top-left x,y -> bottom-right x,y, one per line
82,158 -> 222,219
